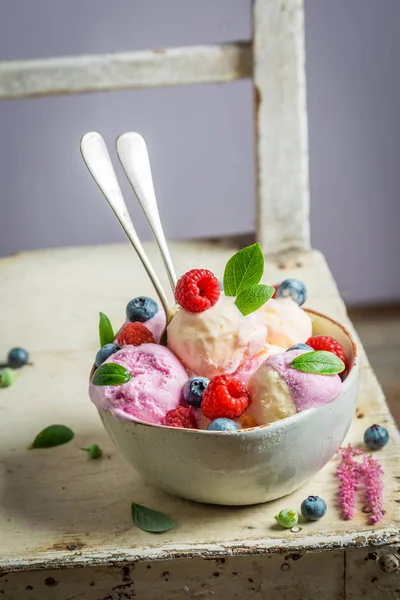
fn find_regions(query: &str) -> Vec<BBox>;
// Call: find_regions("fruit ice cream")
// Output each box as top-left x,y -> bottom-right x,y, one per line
233,344 -> 285,386
248,349 -> 342,425
89,242 -> 349,433
167,294 -> 268,379
89,344 -> 187,424
258,298 -> 312,348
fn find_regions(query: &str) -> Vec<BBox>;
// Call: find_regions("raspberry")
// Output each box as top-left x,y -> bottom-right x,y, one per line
166,407 -> 197,429
201,375 -> 250,420
117,322 -> 155,347
175,269 -> 220,313
272,283 -> 280,299
305,335 -> 348,370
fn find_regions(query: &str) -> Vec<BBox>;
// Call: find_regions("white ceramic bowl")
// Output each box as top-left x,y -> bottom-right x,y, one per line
98,310 -> 359,505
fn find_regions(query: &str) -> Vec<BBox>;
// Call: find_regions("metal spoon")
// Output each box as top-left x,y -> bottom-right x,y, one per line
116,132 -> 177,293
80,132 -> 174,323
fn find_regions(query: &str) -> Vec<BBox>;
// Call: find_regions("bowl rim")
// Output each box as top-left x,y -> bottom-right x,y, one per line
94,308 -> 359,435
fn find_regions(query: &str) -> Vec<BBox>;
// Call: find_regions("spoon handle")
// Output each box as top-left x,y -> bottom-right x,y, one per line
80,132 -> 173,322
116,132 -> 177,292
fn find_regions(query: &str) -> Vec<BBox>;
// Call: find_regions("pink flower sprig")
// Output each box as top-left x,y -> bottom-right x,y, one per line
336,445 -> 384,524
360,454 -> 384,525
337,445 -> 363,520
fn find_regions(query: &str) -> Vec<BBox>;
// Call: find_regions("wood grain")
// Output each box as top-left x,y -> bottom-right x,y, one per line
0,43 -> 252,100
253,0 -> 310,254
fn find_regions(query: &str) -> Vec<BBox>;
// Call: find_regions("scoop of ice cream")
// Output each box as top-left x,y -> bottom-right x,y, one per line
143,308 -> 166,342
258,298 -> 312,348
89,343 -> 187,424
167,294 -> 268,379
233,344 -> 285,386
248,349 -> 342,424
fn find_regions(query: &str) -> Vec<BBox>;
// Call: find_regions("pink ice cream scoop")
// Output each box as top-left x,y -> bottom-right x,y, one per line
140,309 -> 166,343
248,349 -> 342,425
89,344 -> 188,425
233,344 -> 285,386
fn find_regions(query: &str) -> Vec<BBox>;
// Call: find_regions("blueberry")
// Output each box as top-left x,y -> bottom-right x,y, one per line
7,347 -> 29,369
286,343 -> 314,352
276,279 -> 307,306
126,296 -> 158,323
364,424 -> 389,450
275,508 -> 298,528
301,495 -> 327,521
95,343 -> 120,367
207,418 -> 240,432
183,377 -> 210,408
219,280 -> 224,291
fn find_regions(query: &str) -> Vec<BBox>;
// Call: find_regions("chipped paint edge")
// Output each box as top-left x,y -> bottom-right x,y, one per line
2,528 -> 399,573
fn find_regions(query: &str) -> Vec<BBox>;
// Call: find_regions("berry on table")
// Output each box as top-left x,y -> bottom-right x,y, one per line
8,347 -> 29,369
364,424 -> 389,450
126,296 -> 158,323
219,280 -> 224,291
301,495 -> 327,521
275,279 -> 307,306
175,269 -> 220,313
275,508 -> 299,528
165,407 -> 197,429
306,335 -> 348,370
182,376 -> 210,408
0,367 -> 17,388
95,343 -> 120,367
286,343 -> 314,352
201,375 -> 250,420
117,323 -> 155,347
207,418 -> 240,432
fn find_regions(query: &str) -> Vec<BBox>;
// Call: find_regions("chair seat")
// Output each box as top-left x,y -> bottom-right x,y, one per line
0,241 -> 399,597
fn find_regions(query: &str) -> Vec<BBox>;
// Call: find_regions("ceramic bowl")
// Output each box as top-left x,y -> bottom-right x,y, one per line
98,310 -> 359,505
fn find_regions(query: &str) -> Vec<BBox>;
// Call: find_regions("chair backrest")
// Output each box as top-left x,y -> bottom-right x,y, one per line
0,0 -> 309,255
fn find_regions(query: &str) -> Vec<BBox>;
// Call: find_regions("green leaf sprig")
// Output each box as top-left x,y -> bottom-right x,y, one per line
131,502 -> 176,533
99,312 -> 114,347
291,351 -> 345,375
30,425 -> 75,449
235,283 -> 274,316
91,363 -> 132,386
222,243 -> 273,315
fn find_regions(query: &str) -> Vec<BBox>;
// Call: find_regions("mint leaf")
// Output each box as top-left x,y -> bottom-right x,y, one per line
235,284 -> 274,316
81,443 -> 103,459
131,502 -> 176,533
223,243 -> 264,296
291,351 -> 345,375
31,425 -> 74,449
99,312 -> 114,347
92,363 -> 132,386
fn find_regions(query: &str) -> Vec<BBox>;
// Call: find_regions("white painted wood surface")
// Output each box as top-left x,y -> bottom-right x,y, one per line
0,43 -> 252,100
2,548 -> 400,599
253,0 -> 310,254
0,242 -> 398,600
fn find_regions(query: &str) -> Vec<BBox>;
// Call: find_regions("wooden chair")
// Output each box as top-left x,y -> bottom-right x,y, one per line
0,2 -> 398,598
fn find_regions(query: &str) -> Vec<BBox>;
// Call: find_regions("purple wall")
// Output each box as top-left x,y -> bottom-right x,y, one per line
0,0 -> 399,305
